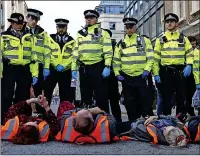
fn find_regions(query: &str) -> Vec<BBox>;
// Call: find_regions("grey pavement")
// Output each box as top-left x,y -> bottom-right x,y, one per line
1,103 -> 200,155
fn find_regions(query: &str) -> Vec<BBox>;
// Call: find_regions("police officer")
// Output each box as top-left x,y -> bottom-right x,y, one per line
153,13 -> 193,115
44,18 -> 75,105
103,29 -> 122,122
71,10 -> 113,112
1,13 -> 38,123
185,36 -> 199,115
25,8 -> 51,97
113,18 -> 154,121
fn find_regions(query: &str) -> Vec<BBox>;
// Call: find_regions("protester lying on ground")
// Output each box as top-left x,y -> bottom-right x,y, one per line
176,113 -> 200,144
1,95 -> 60,144
55,102 -> 118,143
116,115 -> 191,147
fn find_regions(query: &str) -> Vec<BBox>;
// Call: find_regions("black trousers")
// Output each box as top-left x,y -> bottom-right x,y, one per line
147,74 -> 155,116
159,65 -> 186,115
108,71 -> 122,122
121,72 -> 152,121
79,61 -> 109,112
185,73 -> 196,115
33,63 -> 44,97
44,65 -> 72,105
1,63 -> 32,124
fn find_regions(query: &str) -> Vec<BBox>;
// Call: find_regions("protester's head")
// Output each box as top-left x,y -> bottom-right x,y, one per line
188,36 -> 197,49
12,123 -> 39,145
73,109 -> 94,135
163,126 -> 187,147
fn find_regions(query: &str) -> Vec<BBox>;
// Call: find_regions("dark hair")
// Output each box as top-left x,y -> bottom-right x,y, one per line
73,116 -> 93,135
188,36 -> 196,42
12,125 -> 40,145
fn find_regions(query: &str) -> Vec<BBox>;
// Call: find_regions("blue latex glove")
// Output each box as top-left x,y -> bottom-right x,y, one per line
56,65 -> 64,72
142,70 -> 150,79
154,75 -> 161,83
117,75 -> 124,81
102,67 -> 110,78
43,68 -> 50,77
196,84 -> 200,90
32,77 -> 38,86
72,71 -> 77,80
183,65 -> 192,77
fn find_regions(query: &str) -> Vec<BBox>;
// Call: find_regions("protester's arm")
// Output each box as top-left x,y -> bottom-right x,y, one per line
3,99 -> 37,124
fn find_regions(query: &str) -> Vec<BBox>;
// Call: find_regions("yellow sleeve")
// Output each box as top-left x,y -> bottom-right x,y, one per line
152,38 -> 161,76
144,37 -> 154,72
193,48 -> 200,85
184,37 -> 194,65
112,43 -> 121,76
102,30 -> 113,66
30,37 -> 39,78
71,33 -> 79,71
43,33 -> 51,69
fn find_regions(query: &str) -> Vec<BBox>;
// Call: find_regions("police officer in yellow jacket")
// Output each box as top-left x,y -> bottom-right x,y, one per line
185,36 -> 199,116
153,13 -> 194,115
1,13 -> 38,124
44,18 -> 75,105
25,8 -> 51,97
113,18 -> 154,121
71,10 -> 113,112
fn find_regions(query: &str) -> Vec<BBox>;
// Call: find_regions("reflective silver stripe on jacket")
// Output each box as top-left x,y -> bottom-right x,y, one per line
23,47 -> 32,51
4,55 -> 18,59
122,60 -> 146,64
161,55 -> 185,59
162,47 -> 184,51
5,47 -> 19,51
23,56 -> 31,60
64,48 -> 72,53
63,55 -> 71,59
52,49 -> 58,52
79,49 -> 102,54
122,53 -> 146,57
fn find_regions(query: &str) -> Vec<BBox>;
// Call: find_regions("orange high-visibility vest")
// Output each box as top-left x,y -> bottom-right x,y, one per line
194,124 -> 200,143
60,114 -> 111,143
1,116 -> 50,142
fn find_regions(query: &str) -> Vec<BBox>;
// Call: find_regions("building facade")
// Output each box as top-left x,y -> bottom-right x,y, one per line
0,0 -> 28,32
95,0 -> 125,42
124,0 -> 164,44
124,0 -> 200,45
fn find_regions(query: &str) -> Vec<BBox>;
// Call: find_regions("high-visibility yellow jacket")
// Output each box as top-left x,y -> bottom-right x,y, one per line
49,34 -> 75,71
193,48 -> 200,85
153,30 -> 193,75
31,26 -> 51,69
1,34 -> 38,77
0,51 -> 2,78
112,33 -> 154,77
71,24 -> 112,70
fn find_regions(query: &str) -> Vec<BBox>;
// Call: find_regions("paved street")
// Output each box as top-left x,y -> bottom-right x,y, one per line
1,103 -> 200,155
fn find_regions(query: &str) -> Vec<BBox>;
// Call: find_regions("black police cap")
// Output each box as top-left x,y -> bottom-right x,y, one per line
27,8 -> 43,18
164,13 -> 179,23
55,18 -> 69,25
123,17 -> 138,25
7,13 -> 24,24
84,9 -> 99,18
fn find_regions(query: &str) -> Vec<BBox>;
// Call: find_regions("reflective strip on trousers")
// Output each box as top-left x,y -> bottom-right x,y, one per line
122,53 -> 146,57
162,47 -> 184,51
40,124 -> 49,139
4,55 -> 18,59
2,119 -> 16,139
23,47 -> 31,51
122,60 -> 146,64
100,120 -> 107,143
79,49 -> 102,54
161,55 -> 185,59
64,117 -> 73,141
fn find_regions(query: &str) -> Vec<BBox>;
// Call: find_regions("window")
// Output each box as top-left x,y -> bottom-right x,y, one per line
152,14 -> 156,38
131,7 -> 134,16
109,22 -> 116,30
145,20 -> 150,37
158,7 -> 164,34
180,1 -> 184,18
135,3 -> 138,12
105,6 -> 109,13
140,0 -> 143,5
119,7 -> 124,13
0,3 -> 4,28
140,25 -> 143,35
127,1 -> 129,7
